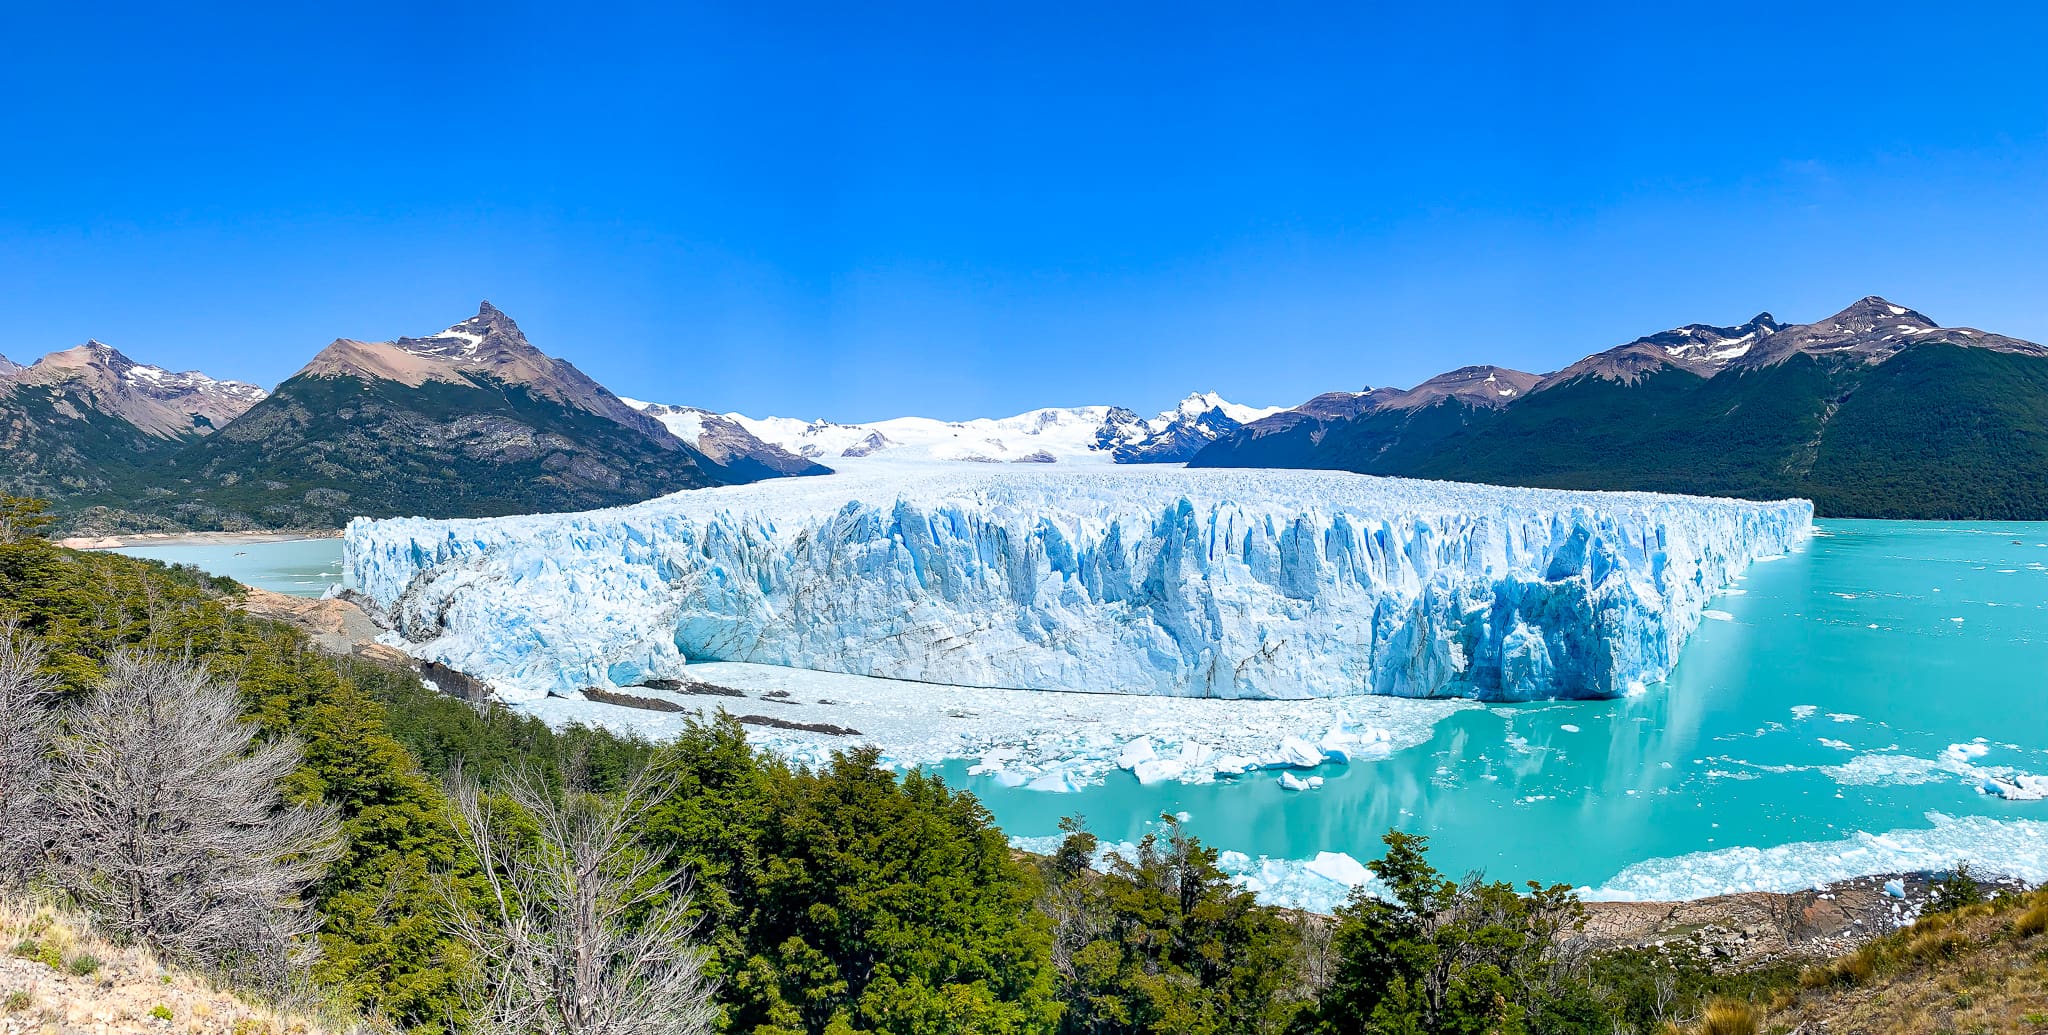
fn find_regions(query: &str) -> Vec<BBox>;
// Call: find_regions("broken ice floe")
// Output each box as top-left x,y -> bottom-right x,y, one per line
514,660 -> 1469,792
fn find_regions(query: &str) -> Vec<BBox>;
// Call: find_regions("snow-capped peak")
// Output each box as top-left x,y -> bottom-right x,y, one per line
34,340 -> 266,401
633,393 -> 1279,467
1162,391 -> 1284,427
15,339 -> 268,437
397,309 -> 494,358
117,355 -> 266,400
386,301 -> 531,361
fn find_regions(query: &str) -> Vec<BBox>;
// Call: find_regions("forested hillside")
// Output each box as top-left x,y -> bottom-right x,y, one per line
1193,298 -> 2048,519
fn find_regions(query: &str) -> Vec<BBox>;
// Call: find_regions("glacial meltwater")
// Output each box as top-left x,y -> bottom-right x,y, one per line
947,520 -> 2048,902
120,521 -> 2048,904
113,538 -> 346,598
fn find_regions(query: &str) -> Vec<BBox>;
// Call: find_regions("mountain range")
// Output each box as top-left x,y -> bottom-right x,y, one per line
629,393 -> 1283,467
6,294 -> 2045,529
1191,296 -> 2048,519
0,342 -> 267,507
0,304 -> 811,531
1,303 -> 1277,532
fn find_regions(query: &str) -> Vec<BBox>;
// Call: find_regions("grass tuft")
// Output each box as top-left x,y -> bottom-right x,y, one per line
1695,997 -> 1758,1035
1903,929 -> 1966,964
2012,900 -> 2048,938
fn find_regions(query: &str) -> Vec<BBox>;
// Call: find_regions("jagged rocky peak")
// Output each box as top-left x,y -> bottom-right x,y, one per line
1735,295 -> 2048,368
293,301 -> 682,450
1110,393 -> 1285,464
1829,296 -> 1937,333
1092,407 -> 1149,451
392,300 -> 528,360
1536,312 -> 1782,389
1640,313 -> 1781,365
18,340 -> 266,437
303,301 -> 536,382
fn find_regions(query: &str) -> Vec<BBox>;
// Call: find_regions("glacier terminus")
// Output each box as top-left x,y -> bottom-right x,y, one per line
342,465 -> 1812,705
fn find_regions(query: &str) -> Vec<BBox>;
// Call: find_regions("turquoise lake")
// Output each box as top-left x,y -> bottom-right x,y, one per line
943,520 -> 2048,891
113,538 -> 346,598
122,522 -> 2048,893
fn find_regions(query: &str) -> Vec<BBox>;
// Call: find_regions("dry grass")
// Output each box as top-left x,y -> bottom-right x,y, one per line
2015,899 -> 2048,939
1773,886 -> 2048,1034
1693,997 -> 1758,1035
0,896 -> 362,1035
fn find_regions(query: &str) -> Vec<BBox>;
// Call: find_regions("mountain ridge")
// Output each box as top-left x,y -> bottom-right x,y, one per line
11,339 -> 266,437
4,303 -> 824,532
1192,296 -> 2048,519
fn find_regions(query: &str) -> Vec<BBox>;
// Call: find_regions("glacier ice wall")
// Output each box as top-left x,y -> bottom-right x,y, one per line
342,465 -> 1811,703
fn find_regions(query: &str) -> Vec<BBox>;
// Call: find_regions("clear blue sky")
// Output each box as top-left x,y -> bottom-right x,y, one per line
3,3 -> 2046,421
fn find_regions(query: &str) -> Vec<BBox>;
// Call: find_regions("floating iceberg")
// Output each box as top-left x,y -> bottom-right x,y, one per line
343,465 -> 1810,703
1585,813 -> 2048,902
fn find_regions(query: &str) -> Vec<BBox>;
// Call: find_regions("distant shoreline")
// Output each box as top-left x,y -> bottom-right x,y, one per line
58,529 -> 344,550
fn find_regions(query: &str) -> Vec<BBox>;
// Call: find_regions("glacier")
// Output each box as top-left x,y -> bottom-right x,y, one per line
341,465 -> 1811,703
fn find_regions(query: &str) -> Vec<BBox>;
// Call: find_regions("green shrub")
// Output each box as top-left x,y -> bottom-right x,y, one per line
1926,863 -> 1986,915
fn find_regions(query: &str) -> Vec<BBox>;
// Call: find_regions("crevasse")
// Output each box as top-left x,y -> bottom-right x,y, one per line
341,465 -> 1812,703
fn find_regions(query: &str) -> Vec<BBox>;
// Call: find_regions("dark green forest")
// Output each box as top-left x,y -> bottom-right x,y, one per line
1191,345 -> 2048,520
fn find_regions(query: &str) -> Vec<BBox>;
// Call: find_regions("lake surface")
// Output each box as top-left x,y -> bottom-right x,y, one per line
944,520 -> 2048,896
113,538 -> 345,597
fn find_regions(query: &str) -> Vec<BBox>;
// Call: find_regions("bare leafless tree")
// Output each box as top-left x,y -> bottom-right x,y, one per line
46,652 -> 340,984
0,620 -> 56,887
443,764 -> 716,1035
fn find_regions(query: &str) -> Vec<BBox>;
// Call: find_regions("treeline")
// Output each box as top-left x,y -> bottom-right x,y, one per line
0,495 -> 1797,1034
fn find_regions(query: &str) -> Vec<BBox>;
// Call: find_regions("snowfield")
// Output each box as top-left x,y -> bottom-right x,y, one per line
698,392 -> 1282,465
343,465 -> 1811,705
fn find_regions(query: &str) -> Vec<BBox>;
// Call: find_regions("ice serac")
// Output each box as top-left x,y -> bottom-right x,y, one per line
343,467 -> 1812,703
